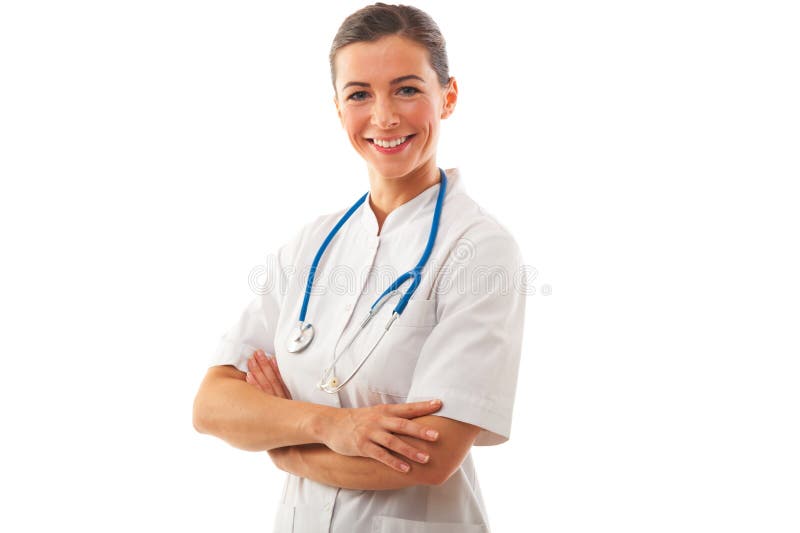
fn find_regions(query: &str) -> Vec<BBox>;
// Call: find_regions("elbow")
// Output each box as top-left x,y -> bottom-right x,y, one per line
192,388 -> 267,452
192,365 -> 248,436
427,471 -> 453,487
192,392 -> 212,435
422,463 -> 459,487
192,410 -> 206,435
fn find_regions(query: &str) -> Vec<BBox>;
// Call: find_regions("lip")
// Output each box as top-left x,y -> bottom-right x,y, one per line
367,134 -> 416,154
369,134 -> 415,141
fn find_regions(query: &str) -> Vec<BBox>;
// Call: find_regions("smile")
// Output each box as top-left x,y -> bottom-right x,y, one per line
368,134 -> 416,153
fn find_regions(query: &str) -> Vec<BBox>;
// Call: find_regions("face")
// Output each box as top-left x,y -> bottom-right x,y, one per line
333,35 -> 457,181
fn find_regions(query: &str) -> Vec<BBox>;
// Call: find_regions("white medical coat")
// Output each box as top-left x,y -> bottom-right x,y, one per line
209,168 -> 526,532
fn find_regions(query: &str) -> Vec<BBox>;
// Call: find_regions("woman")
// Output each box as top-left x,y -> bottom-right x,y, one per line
193,4 -> 525,532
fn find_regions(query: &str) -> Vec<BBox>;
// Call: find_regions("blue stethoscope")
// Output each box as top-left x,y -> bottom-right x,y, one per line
286,168 -> 447,393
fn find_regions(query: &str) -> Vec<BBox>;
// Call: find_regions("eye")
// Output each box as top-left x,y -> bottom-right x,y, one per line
397,86 -> 420,96
346,91 -> 369,102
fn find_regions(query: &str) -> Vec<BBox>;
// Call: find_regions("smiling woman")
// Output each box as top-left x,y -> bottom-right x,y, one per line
192,3 -> 526,533
332,32 -> 458,230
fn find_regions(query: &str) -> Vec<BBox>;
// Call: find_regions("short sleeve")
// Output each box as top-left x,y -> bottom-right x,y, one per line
406,225 -> 526,446
208,243 -> 293,373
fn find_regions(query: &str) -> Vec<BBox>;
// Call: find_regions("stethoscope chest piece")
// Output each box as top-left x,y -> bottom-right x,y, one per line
287,322 -> 314,353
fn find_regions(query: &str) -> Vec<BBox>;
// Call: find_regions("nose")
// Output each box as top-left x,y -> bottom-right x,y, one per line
370,95 -> 399,129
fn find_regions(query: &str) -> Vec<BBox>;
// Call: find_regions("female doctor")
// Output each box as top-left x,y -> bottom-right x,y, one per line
193,4 -> 525,532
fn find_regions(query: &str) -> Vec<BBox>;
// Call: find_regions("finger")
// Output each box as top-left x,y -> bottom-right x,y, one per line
363,442 -> 410,474
248,354 -> 278,395
256,351 -> 288,400
387,399 -> 443,419
247,353 -> 273,393
382,417 -> 439,442
372,430 -> 430,464
246,370 -> 276,397
268,355 -> 293,400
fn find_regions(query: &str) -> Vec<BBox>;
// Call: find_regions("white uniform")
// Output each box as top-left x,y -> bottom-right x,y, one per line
210,168 -> 526,533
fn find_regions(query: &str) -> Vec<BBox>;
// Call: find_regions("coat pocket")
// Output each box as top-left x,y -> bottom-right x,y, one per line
371,515 -> 488,533
395,298 -> 438,328
360,299 -> 437,398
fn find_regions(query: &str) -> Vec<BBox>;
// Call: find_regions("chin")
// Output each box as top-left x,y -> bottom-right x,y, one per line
369,163 -> 417,180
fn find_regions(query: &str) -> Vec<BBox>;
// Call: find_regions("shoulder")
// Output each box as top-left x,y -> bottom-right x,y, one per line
276,205 -> 355,265
297,209 -> 347,245
440,170 -> 523,266
268,207 -> 336,267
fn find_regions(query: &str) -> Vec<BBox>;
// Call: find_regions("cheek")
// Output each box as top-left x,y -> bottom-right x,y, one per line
400,101 -> 439,131
342,111 -> 368,138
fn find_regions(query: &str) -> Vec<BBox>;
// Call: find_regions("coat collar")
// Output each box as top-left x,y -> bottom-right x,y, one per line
358,168 -> 462,237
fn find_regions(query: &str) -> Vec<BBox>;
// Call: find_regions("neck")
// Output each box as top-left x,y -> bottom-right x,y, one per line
368,161 -> 440,234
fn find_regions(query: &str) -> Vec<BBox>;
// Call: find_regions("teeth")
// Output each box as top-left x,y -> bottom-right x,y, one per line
373,136 -> 408,148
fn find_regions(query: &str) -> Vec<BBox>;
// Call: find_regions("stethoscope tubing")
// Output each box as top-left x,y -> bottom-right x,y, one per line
318,289 -> 400,393
299,192 -> 368,324
299,168 -> 446,326
288,168 -> 448,393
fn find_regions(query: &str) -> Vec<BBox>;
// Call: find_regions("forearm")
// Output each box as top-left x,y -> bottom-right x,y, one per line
276,442 -> 439,491
270,414 -> 482,490
193,367 -> 330,451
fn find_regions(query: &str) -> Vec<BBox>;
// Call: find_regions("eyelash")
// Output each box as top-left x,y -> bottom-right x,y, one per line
347,86 -> 420,101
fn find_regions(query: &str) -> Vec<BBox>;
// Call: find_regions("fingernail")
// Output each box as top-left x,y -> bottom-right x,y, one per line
417,453 -> 429,463
426,430 -> 439,439
399,463 -> 409,472
429,399 -> 441,406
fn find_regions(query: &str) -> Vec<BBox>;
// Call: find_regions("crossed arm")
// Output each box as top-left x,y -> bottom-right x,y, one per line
193,351 -> 481,490
269,415 -> 479,490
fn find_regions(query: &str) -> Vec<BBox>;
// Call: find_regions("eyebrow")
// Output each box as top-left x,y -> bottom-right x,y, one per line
341,74 -> 425,91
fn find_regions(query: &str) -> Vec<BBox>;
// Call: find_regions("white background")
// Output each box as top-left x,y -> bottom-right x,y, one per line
1,0 -> 798,531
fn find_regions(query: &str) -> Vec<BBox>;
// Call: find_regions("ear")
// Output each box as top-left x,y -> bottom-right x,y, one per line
334,93 -> 344,127
440,77 -> 458,120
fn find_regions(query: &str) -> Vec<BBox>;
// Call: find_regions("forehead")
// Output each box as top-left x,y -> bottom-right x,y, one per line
334,35 -> 435,89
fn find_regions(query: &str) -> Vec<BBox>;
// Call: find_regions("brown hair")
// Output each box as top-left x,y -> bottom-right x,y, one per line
329,3 -> 450,91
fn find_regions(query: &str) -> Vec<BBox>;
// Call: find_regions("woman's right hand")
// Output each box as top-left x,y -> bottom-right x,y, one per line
321,400 -> 444,473
244,349 -> 443,473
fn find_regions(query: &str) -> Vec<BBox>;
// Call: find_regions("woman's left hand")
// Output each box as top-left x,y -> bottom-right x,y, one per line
246,349 -> 294,468
246,349 -> 292,400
